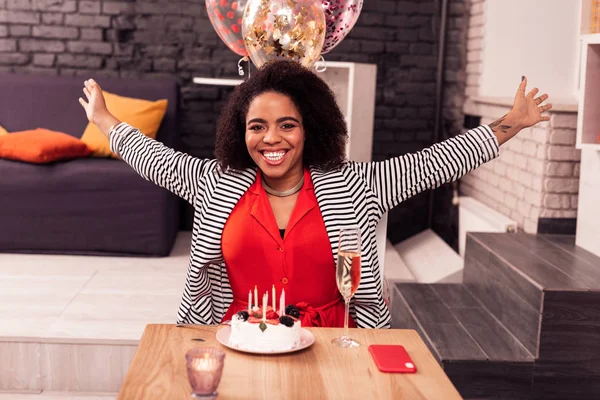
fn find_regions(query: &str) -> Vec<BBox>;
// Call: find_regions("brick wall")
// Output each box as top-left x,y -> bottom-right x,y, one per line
538,113 -> 580,223
0,0 -> 468,240
462,0 -> 580,234
463,0 -> 483,114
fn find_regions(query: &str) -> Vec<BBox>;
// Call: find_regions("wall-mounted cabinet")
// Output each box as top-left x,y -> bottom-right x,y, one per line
576,2 -> 600,257
576,34 -> 600,150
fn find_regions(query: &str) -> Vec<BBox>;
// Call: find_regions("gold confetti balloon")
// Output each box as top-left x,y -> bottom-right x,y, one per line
242,0 -> 326,69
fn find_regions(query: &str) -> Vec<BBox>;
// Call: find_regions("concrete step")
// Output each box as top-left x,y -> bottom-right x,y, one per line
383,239 -> 415,283
394,229 -> 463,283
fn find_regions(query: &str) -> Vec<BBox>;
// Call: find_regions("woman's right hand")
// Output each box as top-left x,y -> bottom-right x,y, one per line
78,79 -> 120,137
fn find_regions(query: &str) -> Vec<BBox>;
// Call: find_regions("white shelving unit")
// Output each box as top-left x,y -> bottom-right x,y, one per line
193,61 -> 378,162
576,33 -> 600,150
576,0 -> 600,149
575,2 -> 600,258
316,62 -> 377,162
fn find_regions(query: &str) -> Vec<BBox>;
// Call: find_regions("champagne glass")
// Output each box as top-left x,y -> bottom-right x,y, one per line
332,226 -> 361,348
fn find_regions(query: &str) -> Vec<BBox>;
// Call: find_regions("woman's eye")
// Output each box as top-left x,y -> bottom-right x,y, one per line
281,123 -> 296,130
248,125 -> 263,131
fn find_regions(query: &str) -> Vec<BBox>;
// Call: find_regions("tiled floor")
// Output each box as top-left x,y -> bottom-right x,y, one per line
0,232 -> 192,341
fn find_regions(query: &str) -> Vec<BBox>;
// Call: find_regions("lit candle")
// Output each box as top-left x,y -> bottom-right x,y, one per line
272,285 -> 276,310
191,354 -> 218,372
254,285 -> 258,308
262,294 -> 267,322
248,290 -> 252,313
279,288 -> 285,316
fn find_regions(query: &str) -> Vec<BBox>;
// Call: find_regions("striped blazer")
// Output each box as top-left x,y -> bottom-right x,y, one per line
110,123 -> 499,328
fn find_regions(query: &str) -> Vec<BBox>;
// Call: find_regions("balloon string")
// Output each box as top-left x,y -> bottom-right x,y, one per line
315,55 -> 327,73
238,56 -> 249,76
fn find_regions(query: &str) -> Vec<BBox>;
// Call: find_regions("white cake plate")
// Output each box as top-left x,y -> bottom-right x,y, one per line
216,325 -> 315,355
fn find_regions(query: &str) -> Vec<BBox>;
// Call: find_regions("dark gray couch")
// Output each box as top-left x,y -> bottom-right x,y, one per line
0,73 -> 181,256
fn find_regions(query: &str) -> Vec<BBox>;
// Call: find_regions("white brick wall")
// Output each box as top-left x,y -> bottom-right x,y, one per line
463,0 -> 485,113
461,0 -> 580,233
462,104 -> 579,232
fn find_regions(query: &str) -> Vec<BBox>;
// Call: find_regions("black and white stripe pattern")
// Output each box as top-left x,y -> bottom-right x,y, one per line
110,123 -> 499,328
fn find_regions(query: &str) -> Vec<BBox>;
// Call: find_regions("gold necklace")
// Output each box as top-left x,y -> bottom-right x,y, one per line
262,175 -> 304,197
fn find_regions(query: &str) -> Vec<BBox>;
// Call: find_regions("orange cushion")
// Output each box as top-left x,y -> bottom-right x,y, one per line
0,128 -> 92,164
0,125 -> 8,136
80,91 -> 168,159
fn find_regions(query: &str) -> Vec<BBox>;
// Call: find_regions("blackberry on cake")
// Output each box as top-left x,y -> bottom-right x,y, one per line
279,316 -> 294,327
236,310 -> 249,321
285,305 -> 300,319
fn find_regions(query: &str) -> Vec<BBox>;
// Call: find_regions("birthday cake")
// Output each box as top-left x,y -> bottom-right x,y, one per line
229,288 -> 302,352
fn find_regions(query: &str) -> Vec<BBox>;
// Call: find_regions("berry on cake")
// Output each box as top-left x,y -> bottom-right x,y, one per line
228,286 -> 302,352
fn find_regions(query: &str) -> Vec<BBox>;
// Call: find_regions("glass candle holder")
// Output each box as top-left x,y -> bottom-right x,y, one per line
186,348 -> 225,399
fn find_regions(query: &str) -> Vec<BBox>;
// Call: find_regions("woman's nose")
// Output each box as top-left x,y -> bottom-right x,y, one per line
263,128 -> 282,144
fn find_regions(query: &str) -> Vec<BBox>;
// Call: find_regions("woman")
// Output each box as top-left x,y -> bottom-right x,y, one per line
79,60 -> 551,328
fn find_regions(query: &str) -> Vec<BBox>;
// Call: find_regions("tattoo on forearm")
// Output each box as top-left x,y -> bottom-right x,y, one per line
489,114 -> 511,134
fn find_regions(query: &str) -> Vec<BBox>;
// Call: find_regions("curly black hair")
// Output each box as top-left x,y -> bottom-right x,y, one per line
214,60 -> 348,171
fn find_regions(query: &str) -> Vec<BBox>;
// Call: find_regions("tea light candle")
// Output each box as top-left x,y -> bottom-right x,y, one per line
190,354 -> 219,372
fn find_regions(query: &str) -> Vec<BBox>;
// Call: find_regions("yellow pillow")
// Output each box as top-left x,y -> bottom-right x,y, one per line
0,125 -> 8,136
80,91 -> 168,158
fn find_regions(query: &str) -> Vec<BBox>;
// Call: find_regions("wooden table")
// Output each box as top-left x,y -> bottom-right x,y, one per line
117,324 -> 462,400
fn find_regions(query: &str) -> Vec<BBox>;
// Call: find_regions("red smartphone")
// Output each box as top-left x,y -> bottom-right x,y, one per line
368,345 -> 417,373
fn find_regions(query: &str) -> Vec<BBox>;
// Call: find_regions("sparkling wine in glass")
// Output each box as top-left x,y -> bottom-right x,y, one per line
332,226 -> 361,348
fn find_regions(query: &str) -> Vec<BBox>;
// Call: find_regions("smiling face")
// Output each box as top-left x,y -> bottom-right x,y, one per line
245,91 -> 305,185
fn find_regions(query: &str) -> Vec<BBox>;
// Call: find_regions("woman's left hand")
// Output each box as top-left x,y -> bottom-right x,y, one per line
510,76 -> 552,128
489,76 -> 552,146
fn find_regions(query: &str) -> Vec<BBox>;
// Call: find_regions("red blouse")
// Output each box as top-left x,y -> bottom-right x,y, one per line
221,169 -> 356,328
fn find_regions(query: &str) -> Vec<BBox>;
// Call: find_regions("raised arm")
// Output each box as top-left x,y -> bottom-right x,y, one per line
357,76 -> 552,214
358,126 -> 499,214
79,79 -> 215,204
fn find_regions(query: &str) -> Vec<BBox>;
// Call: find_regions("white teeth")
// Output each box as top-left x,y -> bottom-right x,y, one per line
263,151 -> 286,161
